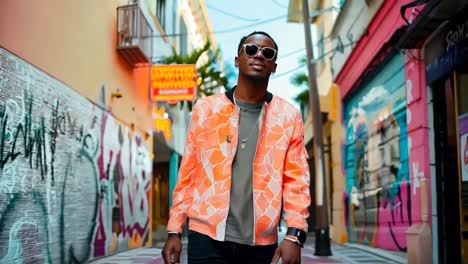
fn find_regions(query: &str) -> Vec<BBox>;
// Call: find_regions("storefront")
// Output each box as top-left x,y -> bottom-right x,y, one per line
398,1 -> 468,261
423,10 -> 468,263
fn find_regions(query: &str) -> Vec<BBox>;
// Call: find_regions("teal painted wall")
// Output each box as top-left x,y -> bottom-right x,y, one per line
169,152 -> 179,208
343,52 -> 411,251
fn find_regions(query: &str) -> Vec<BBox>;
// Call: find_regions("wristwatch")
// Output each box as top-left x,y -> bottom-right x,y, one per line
286,227 -> 307,245
167,231 -> 181,238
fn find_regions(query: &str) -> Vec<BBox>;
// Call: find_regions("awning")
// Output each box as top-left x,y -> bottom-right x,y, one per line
426,37 -> 468,82
397,0 -> 468,49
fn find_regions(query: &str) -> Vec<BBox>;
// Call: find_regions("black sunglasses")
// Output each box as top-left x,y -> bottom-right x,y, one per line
242,43 -> 277,60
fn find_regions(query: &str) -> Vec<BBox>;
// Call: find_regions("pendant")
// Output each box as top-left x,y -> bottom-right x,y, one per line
240,138 -> 247,149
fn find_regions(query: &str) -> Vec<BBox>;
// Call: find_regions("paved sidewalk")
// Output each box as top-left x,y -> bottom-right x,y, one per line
90,243 -> 407,264
90,231 -> 407,264
342,242 -> 407,263
90,245 -> 345,264
90,247 -> 166,264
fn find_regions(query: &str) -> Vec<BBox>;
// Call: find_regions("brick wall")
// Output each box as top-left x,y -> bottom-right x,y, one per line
0,48 -> 152,263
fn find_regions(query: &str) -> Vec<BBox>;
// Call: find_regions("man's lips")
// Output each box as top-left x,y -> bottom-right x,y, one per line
250,62 -> 265,70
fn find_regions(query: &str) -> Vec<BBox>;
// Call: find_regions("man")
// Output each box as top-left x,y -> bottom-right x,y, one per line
162,31 -> 310,264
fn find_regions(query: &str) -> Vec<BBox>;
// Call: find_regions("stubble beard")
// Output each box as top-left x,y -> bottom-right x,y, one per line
244,71 -> 270,83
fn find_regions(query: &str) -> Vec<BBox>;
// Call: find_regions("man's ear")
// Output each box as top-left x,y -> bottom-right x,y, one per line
234,56 -> 239,67
272,63 -> 277,73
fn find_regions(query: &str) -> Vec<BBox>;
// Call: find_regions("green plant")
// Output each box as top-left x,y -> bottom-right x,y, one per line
163,41 -> 227,111
290,57 -> 309,117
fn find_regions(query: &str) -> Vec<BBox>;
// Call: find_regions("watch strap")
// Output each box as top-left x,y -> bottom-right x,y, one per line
167,231 -> 181,238
286,227 -> 307,244
284,235 -> 304,248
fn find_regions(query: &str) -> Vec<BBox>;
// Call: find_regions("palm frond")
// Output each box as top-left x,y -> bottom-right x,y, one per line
293,89 -> 309,104
161,41 -> 226,111
290,72 -> 308,87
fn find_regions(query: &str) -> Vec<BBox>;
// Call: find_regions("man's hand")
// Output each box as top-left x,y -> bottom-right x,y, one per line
271,239 -> 301,264
162,234 -> 182,264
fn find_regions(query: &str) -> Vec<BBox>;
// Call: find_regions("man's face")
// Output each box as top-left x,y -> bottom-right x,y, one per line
235,34 -> 277,80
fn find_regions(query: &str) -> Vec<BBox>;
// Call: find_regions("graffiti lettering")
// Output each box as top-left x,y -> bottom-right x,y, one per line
0,94 -> 50,182
445,22 -> 468,50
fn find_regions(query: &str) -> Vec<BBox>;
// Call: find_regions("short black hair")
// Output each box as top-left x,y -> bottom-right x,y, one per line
237,31 -> 279,58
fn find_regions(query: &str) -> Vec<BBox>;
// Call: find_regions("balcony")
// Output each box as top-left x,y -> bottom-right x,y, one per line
117,4 -> 153,66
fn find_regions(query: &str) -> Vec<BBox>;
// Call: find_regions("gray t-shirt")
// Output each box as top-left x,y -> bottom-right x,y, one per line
225,100 -> 263,245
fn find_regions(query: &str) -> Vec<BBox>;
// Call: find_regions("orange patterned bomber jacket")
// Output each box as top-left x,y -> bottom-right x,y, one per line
167,88 -> 311,245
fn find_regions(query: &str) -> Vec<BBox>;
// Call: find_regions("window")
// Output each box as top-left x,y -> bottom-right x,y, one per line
156,0 -> 166,31
179,19 -> 187,56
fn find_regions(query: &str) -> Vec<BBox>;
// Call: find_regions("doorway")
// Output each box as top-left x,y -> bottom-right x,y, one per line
455,64 -> 468,263
432,71 -> 464,263
152,162 -> 170,244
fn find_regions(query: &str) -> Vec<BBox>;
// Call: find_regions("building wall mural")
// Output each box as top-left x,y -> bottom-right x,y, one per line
0,48 -> 152,263
343,53 -> 412,251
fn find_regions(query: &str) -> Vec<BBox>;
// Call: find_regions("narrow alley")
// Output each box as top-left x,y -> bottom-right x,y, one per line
1,0 -> 468,263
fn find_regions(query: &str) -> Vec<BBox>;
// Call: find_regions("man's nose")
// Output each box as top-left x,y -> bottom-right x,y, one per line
253,49 -> 265,59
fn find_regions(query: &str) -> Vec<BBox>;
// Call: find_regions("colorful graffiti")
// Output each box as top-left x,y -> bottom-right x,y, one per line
343,53 -> 411,251
0,48 -> 152,263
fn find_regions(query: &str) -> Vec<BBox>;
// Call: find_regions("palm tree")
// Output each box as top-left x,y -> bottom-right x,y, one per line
290,57 -> 309,118
163,41 -> 227,110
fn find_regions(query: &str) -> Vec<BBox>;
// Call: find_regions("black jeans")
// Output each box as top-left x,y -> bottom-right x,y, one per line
187,230 -> 277,264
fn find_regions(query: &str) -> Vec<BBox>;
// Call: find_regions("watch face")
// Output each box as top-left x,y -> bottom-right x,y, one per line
297,230 -> 306,243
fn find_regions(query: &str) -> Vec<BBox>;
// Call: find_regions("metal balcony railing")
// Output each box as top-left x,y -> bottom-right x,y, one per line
117,4 -> 153,66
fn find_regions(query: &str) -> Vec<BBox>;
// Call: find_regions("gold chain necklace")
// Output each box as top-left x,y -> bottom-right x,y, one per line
233,92 -> 261,150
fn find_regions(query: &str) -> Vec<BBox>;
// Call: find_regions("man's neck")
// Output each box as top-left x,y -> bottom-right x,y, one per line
235,78 -> 269,103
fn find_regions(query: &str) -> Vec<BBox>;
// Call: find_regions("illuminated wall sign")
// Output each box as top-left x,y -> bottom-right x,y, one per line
153,104 -> 172,140
151,64 -> 197,102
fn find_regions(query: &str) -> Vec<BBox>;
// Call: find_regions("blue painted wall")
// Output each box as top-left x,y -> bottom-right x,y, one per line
343,52 -> 411,251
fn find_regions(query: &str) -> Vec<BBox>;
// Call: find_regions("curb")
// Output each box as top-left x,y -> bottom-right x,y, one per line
343,243 -> 407,264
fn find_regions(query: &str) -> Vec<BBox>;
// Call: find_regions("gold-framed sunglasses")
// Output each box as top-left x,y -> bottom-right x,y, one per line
242,43 -> 277,60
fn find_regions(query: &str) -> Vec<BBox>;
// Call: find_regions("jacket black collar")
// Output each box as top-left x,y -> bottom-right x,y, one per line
225,86 -> 273,104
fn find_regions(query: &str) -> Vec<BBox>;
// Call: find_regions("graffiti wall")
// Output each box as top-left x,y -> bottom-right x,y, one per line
0,48 -> 152,263
343,53 -> 412,251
